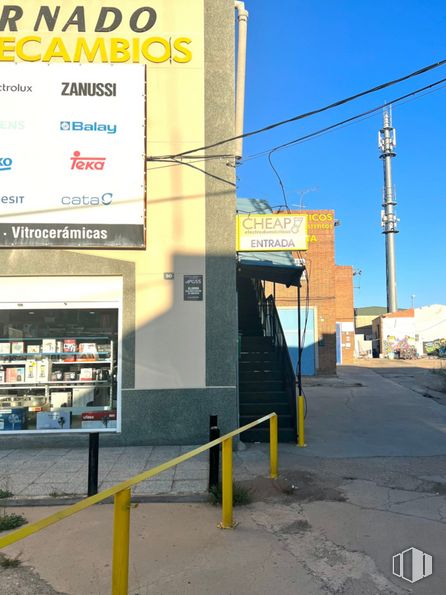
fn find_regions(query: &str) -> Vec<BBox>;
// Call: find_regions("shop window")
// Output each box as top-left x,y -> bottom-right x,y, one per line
0,306 -> 119,433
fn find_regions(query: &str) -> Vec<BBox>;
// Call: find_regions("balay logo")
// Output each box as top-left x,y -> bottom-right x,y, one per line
0,3 -> 193,64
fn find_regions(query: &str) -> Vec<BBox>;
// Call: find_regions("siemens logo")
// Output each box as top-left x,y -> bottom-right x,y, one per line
0,158 -> 13,171
60,121 -> 117,135
0,121 -> 24,130
61,193 -> 113,206
61,82 -> 116,97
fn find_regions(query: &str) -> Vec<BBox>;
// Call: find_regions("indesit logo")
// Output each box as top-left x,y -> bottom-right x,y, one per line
61,82 -> 116,97
61,121 -> 117,135
70,151 -> 106,171
0,83 -> 32,93
0,158 -> 13,171
393,547 -> 433,584
61,193 -> 113,206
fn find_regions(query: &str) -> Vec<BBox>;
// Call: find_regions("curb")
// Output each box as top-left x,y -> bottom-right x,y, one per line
0,493 -> 210,507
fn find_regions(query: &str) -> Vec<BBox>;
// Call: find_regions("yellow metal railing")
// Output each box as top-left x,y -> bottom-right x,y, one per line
0,412 -> 279,595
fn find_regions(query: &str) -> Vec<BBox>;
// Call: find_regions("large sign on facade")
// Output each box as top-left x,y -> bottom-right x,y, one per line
0,62 -> 145,247
237,213 -> 308,251
0,1 -> 198,248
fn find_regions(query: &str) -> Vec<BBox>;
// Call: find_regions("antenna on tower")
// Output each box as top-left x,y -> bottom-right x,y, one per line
378,105 -> 398,313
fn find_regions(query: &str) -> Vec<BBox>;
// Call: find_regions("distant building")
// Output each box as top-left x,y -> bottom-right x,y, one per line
372,305 -> 446,358
355,306 -> 387,340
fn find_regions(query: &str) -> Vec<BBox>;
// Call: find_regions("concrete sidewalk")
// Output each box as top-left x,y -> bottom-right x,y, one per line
1,360 -> 446,500
0,445 -> 210,501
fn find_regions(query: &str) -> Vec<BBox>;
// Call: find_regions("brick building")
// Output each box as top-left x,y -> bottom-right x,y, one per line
266,210 -> 354,375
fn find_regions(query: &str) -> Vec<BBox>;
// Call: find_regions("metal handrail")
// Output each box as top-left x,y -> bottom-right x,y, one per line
0,412 -> 279,595
252,280 -> 297,435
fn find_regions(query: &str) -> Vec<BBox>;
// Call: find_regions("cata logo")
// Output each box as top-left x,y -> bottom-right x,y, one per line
0,157 -> 13,171
392,547 -> 432,583
61,193 -> 113,206
60,121 -> 117,135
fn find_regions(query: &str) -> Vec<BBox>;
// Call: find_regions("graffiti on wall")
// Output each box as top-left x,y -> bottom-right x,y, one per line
423,338 -> 446,358
384,335 -> 418,360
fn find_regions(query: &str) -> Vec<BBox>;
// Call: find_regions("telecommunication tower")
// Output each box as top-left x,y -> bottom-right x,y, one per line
378,107 -> 398,313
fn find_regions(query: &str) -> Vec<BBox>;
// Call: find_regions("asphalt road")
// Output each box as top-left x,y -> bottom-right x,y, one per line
0,359 -> 445,594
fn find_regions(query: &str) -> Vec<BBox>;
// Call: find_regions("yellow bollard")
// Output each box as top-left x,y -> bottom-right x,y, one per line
297,394 -> 306,447
112,487 -> 131,595
269,414 -> 278,479
219,437 -> 236,528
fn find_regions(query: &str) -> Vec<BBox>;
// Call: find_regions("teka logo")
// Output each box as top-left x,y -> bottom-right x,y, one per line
61,82 -> 116,97
393,547 -> 433,583
70,151 -> 106,171
0,83 -> 32,93
61,193 -> 113,206
0,121 -> 24,130
0,158 -> 13,171
61,121 -> 117,135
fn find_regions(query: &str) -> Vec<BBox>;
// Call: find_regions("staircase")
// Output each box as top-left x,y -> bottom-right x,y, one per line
238,277 -> 297,442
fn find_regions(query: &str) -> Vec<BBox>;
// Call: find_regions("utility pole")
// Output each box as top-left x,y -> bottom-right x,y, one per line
378,106 -> 398,313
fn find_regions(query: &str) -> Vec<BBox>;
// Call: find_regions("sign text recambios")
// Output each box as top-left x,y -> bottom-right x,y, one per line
0,4 -> 192,63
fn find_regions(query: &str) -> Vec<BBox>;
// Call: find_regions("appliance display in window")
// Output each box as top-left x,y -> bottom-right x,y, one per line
0,333 -> 117,432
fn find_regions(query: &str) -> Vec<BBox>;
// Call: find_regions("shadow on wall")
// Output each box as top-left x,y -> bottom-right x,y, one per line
0,253 -> 238,449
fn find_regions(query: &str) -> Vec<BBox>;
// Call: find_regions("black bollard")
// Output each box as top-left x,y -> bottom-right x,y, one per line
208,415 -> 220,492
87,433 -> 100,496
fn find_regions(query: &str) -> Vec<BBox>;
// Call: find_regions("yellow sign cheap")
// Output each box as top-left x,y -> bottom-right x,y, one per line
236,213 -> 308,252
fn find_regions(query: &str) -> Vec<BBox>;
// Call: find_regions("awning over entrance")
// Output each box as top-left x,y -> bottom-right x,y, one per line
236,198 -> 305,287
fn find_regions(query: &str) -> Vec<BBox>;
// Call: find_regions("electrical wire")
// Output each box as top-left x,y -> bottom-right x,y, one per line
152,158 -> 236,187
267,151 -> 290,211
148,58 -> 446,160
242,75 -> 446,163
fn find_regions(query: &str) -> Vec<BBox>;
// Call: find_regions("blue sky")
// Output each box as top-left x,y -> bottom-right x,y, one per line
237,1 -> 446,309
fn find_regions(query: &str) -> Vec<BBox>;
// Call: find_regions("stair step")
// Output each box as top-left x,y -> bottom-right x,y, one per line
240,380 -> 284,392
241,337 -> 274,349
240,402 -> 290,416
239,390 -> 290,403
239,369 -> 283,381
241,426 -> 296,443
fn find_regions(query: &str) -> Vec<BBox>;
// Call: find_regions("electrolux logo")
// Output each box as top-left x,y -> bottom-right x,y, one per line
61,82 -> 116,97
60,121 -> 117,135
70,151 -> 106,171
0,157 -> 13,171
0,83 -> 32,93
392,547 -> 433,583
0,120 -> 24,130
61,193 -> 113,206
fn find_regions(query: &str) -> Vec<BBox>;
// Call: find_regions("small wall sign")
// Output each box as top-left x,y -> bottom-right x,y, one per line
184,275 -> 203,301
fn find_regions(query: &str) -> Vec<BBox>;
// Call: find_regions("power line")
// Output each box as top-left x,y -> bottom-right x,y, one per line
147,57 -> 446,160
243,75 -> 446,162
